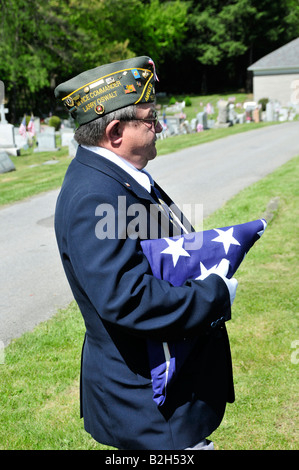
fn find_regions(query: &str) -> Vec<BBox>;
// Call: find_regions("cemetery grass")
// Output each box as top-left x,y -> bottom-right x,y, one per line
0,155 -> 298,450
0,145 -> 70,206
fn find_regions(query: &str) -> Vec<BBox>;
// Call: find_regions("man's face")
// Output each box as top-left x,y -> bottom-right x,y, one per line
121,103 -> 162,170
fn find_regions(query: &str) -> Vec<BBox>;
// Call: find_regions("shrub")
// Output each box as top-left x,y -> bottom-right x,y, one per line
184,96 -> 192,107
169,96 -> 176,105
48,115 -> 61,131
258,98 -> 269,111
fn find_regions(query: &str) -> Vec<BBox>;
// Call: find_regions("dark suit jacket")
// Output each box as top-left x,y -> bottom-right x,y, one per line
54,145 -> 234,450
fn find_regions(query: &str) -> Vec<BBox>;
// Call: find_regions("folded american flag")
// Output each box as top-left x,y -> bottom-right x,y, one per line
141,219 -> 267,406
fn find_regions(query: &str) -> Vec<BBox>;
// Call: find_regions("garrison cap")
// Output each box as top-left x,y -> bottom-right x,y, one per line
54,56 -> 158,126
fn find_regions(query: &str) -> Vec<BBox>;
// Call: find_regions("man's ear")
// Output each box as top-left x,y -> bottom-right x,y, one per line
105,120 -> 123,147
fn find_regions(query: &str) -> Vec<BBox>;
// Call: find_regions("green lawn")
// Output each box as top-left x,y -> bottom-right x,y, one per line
0,155 -> 298,450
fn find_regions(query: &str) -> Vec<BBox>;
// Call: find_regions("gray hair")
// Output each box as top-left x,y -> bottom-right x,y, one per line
74,105 -> 137,146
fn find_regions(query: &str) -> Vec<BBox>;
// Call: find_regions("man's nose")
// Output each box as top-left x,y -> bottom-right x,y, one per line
155,121 -> 163,133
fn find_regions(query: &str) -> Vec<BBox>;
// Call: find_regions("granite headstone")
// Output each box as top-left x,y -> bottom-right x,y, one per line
0,151 -> 15,173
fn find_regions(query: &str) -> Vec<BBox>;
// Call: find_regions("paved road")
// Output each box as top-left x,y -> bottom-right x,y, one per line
1,121 -> 298,346
149,121 -> 299,220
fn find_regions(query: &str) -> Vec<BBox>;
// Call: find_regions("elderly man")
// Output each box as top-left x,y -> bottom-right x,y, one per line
54,56 -> 237,450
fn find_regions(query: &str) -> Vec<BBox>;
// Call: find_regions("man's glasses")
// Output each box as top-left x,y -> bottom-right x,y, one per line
122,111 -> 160,128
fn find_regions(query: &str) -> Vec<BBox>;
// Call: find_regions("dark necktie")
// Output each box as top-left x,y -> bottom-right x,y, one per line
150,183 -> 188,235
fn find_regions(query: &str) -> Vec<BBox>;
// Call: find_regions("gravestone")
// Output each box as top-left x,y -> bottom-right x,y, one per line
0,151 -> 15,174
165,116 -> 180,135
190,118 -> 198,132
0,84 -> 20,155
69,138 -> 78,157
165,102 -> 184,114
33,117 -> 41,134
14,127 -> 29,149
266,101 -> 274,121
278,108 -> 288,122
0,123 -> 20,156
40,125 -> 55,134
0,103 -> 8,124
61,128 -> 74,147
215,100 -> 230,128
236,113 -> 245,124
180,120 -> 192,134
228,103 -> 238,125
196,112 -> 208,130
34,132 -> 58,152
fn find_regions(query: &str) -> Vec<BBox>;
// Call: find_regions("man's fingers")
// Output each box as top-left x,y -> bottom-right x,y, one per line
216,258 -> 229,277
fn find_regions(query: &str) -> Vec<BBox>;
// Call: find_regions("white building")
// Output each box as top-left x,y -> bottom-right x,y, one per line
248,38 -> 299,107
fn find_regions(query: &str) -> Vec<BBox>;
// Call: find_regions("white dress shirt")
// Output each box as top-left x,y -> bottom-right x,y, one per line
81,145 -> 153,193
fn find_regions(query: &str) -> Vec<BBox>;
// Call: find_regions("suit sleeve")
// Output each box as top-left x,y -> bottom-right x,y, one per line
64,191 -> 231,342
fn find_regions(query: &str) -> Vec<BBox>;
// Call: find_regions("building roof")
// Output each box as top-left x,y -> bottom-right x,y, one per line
248,37 -> 299,73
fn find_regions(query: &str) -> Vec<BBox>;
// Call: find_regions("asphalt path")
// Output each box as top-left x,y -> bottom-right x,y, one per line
1,121 -> 298,346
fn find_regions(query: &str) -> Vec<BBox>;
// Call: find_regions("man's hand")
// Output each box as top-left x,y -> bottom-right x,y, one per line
196,258 -> 238,305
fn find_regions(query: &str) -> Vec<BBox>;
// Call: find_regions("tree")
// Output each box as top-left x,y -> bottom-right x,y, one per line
0,0 -> 298,120
180,0 -> 299,93
0,0 -> 137,120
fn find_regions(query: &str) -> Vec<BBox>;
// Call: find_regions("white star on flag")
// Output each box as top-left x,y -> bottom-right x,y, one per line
196,262 -> 218,280
161,238 -> 190,267
211,227 -> 240,255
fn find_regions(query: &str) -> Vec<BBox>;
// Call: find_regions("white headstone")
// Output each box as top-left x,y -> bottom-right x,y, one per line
266,101 -> 274,122
34,117 -> 40,133
14,127 -> 29,149
61,128 -> 75,147
228,103 -> 237,125
237,113 -> 245,124
165,116 -> 180,135
0,103 -> 8,124
0,123 -> 20,156
278,108 -> 288,122
34,132 -> 58,152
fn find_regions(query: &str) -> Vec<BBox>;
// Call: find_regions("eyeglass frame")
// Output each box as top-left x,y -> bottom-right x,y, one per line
120,110 -> 160,129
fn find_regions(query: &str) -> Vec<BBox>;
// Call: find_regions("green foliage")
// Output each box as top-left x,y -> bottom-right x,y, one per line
184,96 -> 192,106
258,98 -> 269,111
169,96 -> 177,105
0,0 -> 298,120
184,0 -> 299,83
48,115 -> 61,131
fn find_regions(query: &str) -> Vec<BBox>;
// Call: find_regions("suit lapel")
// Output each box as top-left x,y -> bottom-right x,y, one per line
76,146 -> 155,203
75,146 -> 193,235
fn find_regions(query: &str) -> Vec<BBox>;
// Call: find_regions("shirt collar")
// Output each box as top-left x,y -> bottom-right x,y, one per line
81,145 -> 152,193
